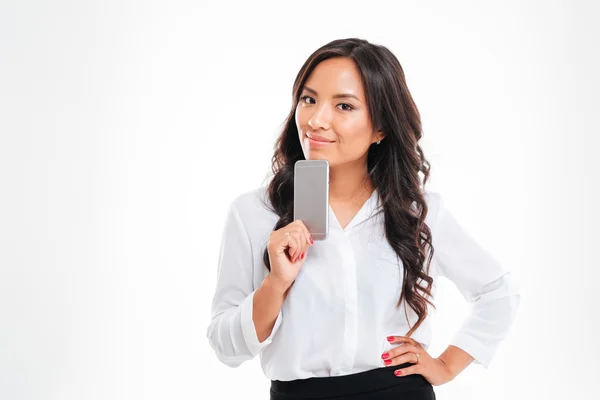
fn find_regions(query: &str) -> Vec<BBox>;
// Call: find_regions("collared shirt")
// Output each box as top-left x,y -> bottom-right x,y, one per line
206,185 -> 520,381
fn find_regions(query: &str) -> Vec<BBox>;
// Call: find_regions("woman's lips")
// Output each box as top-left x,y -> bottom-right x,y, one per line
306,133 -> 334,146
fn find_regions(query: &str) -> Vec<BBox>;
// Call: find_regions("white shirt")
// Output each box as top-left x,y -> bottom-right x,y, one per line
206,185 -> 520,381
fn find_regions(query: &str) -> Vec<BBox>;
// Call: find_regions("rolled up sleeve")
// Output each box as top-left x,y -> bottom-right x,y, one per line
432,194 -> 521,368
206,201 -> 283,368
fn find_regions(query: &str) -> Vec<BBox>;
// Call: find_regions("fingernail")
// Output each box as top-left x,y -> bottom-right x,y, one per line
301,252 -> 305,259
387,336 -> 394,342
381,353 -> 389,360
394,370 -> 402,376
384,359 -> 392,365
309,237 -> 314,245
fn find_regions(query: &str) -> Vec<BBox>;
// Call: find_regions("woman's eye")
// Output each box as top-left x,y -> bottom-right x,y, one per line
300,95 -> 314,104
299,95 -> 353,111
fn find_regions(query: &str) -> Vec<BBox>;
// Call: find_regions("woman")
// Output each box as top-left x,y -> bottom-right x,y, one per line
206,38 -> 520,399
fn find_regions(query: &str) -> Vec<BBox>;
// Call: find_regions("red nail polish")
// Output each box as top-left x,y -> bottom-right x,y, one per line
387,336 -> 394,342
309,237 -> 314,244
301,252 -> 305,259
384,359 -> 392,365
395,370 -> 402,376
381,353 -> 389,360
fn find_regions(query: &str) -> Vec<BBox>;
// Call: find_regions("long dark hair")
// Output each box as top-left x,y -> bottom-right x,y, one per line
261,38 -> 435,337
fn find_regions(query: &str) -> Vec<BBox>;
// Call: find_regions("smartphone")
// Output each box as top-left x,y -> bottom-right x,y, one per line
293,159 -> 329,240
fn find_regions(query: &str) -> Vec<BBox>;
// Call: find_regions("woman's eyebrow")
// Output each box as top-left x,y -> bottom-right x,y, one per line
303,86 -> 361,102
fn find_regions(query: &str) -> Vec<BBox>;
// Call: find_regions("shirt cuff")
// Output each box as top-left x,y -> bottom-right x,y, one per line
239,288 -> 283,356
449,331 -> 496,369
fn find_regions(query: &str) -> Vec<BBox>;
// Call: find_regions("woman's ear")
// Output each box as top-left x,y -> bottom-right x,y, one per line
372,130 -> 385,144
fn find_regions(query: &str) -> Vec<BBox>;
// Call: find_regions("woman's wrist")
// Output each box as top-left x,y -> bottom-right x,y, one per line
436,345 -> 474,379
264,274 -> 290,298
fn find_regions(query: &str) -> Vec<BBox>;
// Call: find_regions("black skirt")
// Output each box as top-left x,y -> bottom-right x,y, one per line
270,362 -> 435,399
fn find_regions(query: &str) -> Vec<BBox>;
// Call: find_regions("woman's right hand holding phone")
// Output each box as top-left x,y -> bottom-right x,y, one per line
266,220 -> 313,294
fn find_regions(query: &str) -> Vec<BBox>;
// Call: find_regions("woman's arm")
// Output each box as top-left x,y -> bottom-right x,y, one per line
253,274 -> 287,342
437,345 -> 475,379
206,201 -> 283,367
432,193 -> 521,369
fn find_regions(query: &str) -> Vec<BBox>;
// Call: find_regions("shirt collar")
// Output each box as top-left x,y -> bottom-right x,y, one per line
330,188 -> 383,232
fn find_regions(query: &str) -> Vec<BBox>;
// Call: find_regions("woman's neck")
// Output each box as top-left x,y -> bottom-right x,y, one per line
329,160 -> 373,202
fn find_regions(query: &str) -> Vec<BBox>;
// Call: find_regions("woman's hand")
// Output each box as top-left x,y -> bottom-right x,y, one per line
381,336 -> 456,386
266,220 -> 313,294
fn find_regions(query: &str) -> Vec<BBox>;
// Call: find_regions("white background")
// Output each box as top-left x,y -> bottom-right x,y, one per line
1,1 -> 598,399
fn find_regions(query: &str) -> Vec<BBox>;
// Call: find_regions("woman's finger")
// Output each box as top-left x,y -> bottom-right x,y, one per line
392,363 -> 421,377
387,336 -> 416,345
291,221 -> 311,262
382,344 -> 419,362
289,231 -> 304,260
299,229 -> 310,261
382,351 -> 419,367
296,220 -> 313,246
298,241 -> 308,262
282,230 -> 298,259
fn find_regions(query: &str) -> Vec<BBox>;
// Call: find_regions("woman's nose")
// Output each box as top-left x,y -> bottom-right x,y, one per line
308,104 -> 332,130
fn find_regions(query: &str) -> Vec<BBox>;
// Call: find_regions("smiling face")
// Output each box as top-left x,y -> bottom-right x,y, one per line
295,57 -> 384,166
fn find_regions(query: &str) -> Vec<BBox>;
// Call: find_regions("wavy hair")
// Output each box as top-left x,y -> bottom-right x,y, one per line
261,38 -> 435,337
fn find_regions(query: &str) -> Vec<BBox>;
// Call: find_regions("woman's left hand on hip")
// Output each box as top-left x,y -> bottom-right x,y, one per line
381,336 -> 455,386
